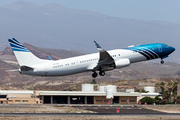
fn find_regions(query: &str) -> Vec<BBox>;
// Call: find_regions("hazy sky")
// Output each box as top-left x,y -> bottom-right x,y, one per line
1,0 -> 180,24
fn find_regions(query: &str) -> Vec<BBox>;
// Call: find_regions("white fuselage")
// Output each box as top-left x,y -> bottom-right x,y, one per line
21,49 -> 146,76
8,38 -> 175,77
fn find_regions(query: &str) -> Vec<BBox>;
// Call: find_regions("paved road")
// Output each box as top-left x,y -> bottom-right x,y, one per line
74,106 -> 164,113
0,113 -> 180,116
0,105 -> 180,116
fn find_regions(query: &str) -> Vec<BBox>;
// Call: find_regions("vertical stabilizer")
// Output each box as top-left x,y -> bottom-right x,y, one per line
8,38 -> 48,66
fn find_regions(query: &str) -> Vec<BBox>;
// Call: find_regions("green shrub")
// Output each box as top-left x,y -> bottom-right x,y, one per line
177,99 -> 180,104
154,96 -> 162,104
140,97 -> 155,104
155,96 -> 161,101
165,101 -> 173,104
158,101 -> 162,104
135,89 -> 140,92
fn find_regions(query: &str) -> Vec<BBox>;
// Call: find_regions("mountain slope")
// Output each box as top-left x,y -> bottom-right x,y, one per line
0,1 -> 179,63
0,43 -> 83,60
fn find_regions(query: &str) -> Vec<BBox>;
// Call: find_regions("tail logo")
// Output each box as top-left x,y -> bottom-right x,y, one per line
8,38 -> 29,52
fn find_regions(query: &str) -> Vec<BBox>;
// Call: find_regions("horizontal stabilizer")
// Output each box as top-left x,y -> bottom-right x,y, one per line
47,56 -> 53,60
6,69 -> 19,72
20,66 -> 34,71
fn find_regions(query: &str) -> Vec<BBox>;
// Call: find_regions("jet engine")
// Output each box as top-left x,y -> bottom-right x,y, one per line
114,58 -> 130,68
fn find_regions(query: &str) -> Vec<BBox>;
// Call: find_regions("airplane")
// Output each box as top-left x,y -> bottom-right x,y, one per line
8,38 -> 175,78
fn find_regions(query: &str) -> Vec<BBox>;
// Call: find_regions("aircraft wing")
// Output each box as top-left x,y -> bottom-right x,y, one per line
94,41 -> 115,71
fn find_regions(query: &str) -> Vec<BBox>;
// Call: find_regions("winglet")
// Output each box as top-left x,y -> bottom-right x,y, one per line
94,41 -> 104,51
94,41 -> 114,62
94,41 -> 102,48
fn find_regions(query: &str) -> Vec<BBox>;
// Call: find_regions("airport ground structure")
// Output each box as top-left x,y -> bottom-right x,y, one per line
0,84 -> 159,105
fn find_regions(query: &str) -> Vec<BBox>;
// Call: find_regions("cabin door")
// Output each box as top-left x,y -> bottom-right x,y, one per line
158,45 -> 162,52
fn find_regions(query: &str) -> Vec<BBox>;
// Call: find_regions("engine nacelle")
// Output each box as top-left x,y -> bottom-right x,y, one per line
115,58 -> 130,68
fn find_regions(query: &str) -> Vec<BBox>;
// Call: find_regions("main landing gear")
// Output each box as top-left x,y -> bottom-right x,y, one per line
99,71 -> 105,76
92,72 -> 98,78
92,71 -> 106,78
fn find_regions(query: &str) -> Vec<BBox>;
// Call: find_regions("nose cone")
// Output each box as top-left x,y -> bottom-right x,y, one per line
170,46 -> 175,53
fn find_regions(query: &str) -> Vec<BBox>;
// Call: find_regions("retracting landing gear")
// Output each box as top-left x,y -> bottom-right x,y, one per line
92,72 -> 98,78
99,71 -> 105,76
92,70 -> 106,78
161,59 -> 164,64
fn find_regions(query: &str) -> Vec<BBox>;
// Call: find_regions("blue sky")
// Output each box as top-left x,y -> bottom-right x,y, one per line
1,0 -> 180,24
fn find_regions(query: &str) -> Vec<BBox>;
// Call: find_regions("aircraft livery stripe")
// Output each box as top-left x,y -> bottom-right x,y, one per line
138,51 -> 150,60
140,47 -> 159,58
11,47 -> 29,52
135,49 -> 150,59
145,50 -> 156,58
129,48 -> 154,60
9,43 -> 28,50
8,38 -> 30,52
145,49 -> 159,58
12,38 -> 20,44
8,39 -> 24,48
130,48 -> 151,60
143,50 -> 154,59
127,47 -> 161,60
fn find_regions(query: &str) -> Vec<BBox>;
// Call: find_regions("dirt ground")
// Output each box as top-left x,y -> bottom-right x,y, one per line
0,105 -> 95,113
140,105 -> 180,113
0,116 -> 180,120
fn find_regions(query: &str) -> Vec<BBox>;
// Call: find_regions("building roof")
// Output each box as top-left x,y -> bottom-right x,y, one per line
40,91 -> 141,96
0,90 -> 142,97
141,93 -> 161,96
0,90 -> 33,94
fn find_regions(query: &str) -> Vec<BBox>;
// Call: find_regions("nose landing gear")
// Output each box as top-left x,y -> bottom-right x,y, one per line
161,59 -> 164,64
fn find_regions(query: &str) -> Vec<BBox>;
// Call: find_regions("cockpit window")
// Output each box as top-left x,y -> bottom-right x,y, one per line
165,45 -> 169,47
